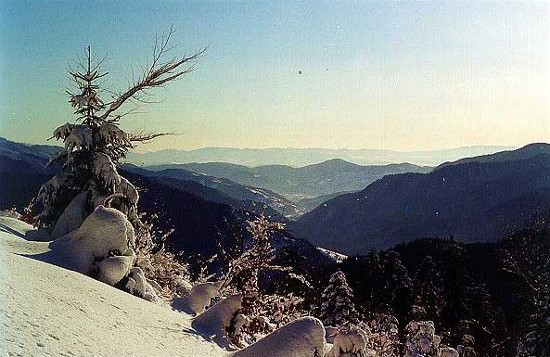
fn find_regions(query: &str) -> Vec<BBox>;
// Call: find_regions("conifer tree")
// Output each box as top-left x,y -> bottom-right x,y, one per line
502,228 -> 550,357
413,255 -> 444,323
34,30 -> 204,298
382,251 -> 413,319
319,270 -> 360,328
36,30 -> 205,232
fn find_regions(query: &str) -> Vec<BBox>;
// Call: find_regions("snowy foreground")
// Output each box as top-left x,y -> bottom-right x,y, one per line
0,217 -> 330,357
0,217 -> 227,357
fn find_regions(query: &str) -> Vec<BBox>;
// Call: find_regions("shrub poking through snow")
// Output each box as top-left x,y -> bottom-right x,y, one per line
219,215 -> 309,346
33,31 -> 205,299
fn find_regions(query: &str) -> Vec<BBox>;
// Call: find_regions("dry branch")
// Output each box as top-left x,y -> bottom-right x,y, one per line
99,28 -> 206,121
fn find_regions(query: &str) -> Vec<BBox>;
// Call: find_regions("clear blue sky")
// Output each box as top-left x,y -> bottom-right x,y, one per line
1,0 -> 548,151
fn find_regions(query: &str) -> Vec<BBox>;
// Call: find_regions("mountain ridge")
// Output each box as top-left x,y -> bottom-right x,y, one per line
148,160 -> 431,202
294,143 -> 550,254
127,145 -> 513,167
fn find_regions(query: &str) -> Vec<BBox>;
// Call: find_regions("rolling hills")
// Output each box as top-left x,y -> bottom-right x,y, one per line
147,159 -> 430,202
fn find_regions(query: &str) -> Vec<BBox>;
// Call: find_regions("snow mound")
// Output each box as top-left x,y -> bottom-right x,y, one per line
126,266 -> 159,302
39,205 -> 136,286
0,226 -> 226,357
327,328 -> 369,357
50,190 -> 88,239
233,316 -> 326,357
192,293 -> 243,348
173,282 -> 221,315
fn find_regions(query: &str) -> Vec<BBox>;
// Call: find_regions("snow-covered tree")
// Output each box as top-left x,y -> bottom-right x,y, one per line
403,321 -> 444,357
37,30 -> 205,231
35,30 -> 204,297
320,270 -> 360,329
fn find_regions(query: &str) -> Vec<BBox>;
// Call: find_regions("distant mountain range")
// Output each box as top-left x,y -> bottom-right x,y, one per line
0,138 -> 59,210
127,145 -> 513,167
122,165 -> 301,217
0,137 -> 329,269
294,143 -> 550,254
147,160 -> 430,202
4,136 -> 549,259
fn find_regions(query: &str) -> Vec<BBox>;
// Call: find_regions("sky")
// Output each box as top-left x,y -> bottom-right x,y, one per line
0,0 -> 549,152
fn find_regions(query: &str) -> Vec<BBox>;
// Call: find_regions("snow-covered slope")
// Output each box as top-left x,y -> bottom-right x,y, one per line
0,219 -> 226,357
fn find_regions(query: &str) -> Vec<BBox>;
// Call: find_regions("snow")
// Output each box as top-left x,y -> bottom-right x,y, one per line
98,123 -> 130,146
46,206 -> 135,277
233,316 -> 326,357
38,173 -> 69,205
0,215 -> 338,357
117,176 -> 139,205
126,266 -> 159,302
52,122 -> 74,140
192,293 -> 243,348
64,124 -> 92,153
327,328 -> 368,357
317,247 -> 347,263
0,223 -> 226,357
50,191 -> 88,239
97,253 -> 134,286
93,153 -> 121,192
173,282 -> 221,315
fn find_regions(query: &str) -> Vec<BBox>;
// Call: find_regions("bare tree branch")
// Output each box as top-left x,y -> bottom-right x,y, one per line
99,28 -> 206,122
129,131 -> 177,143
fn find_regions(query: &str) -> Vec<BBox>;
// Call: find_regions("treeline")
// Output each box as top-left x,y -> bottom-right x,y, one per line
313,227 -> 550,357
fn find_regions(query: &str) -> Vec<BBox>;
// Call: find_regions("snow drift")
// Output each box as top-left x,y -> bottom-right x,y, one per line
233,316 -> 326,357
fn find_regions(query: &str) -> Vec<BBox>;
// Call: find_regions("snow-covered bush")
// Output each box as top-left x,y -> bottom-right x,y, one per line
403,321 -> 440,357
174,281 -> 222,315
192,293 -> 243,348
403,320 -> 458,357
124,267 -> 160,302
365,313 -> 400,357
220,215 -> 309,346
327,326 -> 370,357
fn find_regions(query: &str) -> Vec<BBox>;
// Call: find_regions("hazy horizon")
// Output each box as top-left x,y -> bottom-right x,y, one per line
1,1 -> 549,152
1,135 -> 517,154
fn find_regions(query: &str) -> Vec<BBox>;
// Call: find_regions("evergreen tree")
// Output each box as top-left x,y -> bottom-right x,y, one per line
413,255 -> 444,323
35,31 -> 205,297
37,31 -> 205,232
382,251 -> 413,319
502,228 -> 550,357
319,270 -> 360,328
